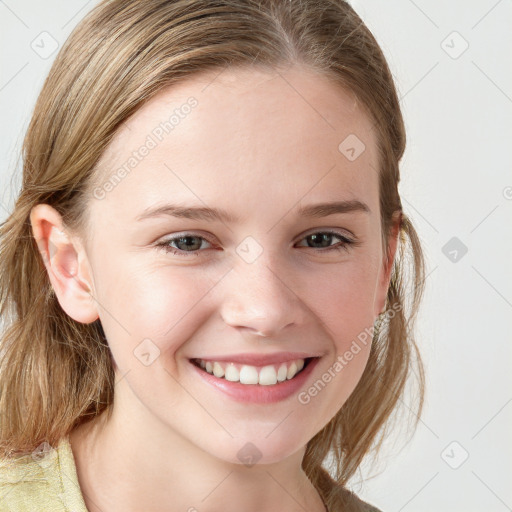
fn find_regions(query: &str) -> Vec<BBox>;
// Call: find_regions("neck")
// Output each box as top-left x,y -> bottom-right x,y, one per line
69,385 -> 327,512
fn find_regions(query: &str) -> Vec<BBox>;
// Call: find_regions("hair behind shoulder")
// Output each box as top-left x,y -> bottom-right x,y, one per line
0,1 -> 426,508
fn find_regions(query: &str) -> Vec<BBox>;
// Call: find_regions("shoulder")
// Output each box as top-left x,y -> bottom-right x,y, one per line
345,491 -> 383,512
316,466 -> 383,512
0,436 -> 88,512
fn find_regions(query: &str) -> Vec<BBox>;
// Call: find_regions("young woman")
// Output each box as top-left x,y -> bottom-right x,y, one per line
0,1 -> 425,511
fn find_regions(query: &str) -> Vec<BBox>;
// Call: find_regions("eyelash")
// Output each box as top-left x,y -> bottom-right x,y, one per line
155,230 -> 358,257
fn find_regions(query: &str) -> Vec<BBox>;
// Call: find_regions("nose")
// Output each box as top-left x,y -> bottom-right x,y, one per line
219,257 -> 305,339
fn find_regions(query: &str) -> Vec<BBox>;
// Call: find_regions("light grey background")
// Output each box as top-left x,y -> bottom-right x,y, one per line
1,1 -> 511,511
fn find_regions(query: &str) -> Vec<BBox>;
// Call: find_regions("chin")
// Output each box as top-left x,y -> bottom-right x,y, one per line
206,432 -> 308,467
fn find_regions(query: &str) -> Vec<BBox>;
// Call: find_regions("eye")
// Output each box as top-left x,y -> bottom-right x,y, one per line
295,230 -> 356,253
155,230 -> 359,257
155,233 -> 213,257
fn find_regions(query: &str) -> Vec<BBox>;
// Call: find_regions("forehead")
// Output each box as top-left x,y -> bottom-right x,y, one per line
91,64 -> 379,224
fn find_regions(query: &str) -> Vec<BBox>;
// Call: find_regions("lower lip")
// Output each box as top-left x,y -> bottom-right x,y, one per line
189,357 -> 320,404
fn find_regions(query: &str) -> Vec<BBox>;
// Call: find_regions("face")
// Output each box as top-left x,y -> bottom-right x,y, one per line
31,63 -> 398,465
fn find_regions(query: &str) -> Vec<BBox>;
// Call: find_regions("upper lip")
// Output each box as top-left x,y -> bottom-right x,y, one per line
190,352 -> 321,366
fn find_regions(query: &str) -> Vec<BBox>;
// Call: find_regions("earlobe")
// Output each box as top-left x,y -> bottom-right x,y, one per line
29,204 -> 99,324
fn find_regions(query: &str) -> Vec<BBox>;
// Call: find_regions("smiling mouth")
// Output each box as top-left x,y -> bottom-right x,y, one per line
190,357 -> 315,386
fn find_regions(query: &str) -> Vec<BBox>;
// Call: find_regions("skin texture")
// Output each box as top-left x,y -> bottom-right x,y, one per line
30,63 -> 400,512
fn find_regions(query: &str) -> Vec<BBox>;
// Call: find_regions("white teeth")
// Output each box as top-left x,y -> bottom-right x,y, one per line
196,358 -> 308,385
212,362 -> 225,378
240,365 -> 259,384
224,363 -> 239,382
286,362 -> 298,380
277,363 -> 288,382
259,365 -> 278,386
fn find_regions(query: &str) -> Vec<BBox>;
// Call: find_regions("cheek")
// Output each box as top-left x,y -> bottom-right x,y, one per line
310,257 -> 379,342
306,258 -> 378,401
307,264 -> 377,413
94,259 -> 216,372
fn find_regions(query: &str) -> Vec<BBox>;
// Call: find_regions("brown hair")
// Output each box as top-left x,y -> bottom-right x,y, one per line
0,0 -> 426,509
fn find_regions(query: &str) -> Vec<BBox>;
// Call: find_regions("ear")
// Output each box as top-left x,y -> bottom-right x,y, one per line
374,210 -> 402,318
29,203 -> 99,324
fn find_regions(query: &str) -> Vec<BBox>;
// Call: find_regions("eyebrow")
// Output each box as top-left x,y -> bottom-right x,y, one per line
136,199 -> 371,223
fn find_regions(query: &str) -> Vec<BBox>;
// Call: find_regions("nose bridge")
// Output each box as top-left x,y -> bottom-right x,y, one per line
219,250 -> 303,336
